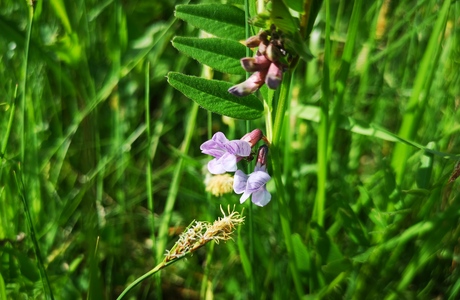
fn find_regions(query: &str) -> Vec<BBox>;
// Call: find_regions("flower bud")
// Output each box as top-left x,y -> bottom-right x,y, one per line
257,42 -> 267,55
245,35 -> 261,48
245,31 -> 268,47
240,129 -> 263,147
265,63 -> 283,89
240,55 -> 271,72
228,71 -> 266,97
266,44 -> 284,62
256,145 -> 269,169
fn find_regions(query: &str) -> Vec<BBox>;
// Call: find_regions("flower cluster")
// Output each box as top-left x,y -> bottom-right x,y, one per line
200,129 -> 271,206
229,25 -> 288,97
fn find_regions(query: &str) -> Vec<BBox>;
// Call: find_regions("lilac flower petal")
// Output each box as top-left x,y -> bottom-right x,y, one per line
212,132 -> 229,144
201,145 -> 225,158
207,159 -> 227,174
200,132 -> 228,156
251,188 -> 271,206
219,152 -> 238,172
254,164 -> 267,172
200,139 -> 218,152
240,191 -> 251,204
233,170 -> 248,194
201,132 -> 241,158
246,171 -> 271,193
224,140 -> 251,157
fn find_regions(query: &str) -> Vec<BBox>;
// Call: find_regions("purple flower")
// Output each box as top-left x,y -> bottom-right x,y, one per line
200,132 -> 252,174
233,145 -> 271,207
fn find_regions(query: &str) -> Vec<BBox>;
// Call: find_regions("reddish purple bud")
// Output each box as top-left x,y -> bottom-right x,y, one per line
266,44 -> 284,62
245,35 -> 262,48
240,129 -> 263,147
228,71 -> 266,97
245,31 -> 268,47
257,42 -> 267,55
265,63 -> 283,89
256,145 -> 269,170
240,55 -> 271,72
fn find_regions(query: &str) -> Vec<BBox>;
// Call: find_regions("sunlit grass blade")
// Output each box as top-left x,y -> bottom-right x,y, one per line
294,104 -> 460,160
390,0 -> 452,184
0,85 -> 17,159
155,102 -> 200,262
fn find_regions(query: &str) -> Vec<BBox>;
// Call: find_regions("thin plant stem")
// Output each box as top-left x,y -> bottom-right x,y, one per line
270,70 -> 303,297
390,0 -> 452,184
14,171 -> 54,299
327,0 -> 363,159
116,260 -> 168,300
155,102 -> 200,262
244,0 -> 256,295
0,85 -> 18,160
20,0 -> 33,164
313,0 -> 331,227
145,61 -> 155,253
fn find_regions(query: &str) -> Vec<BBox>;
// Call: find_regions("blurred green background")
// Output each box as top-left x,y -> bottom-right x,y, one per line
1,0 -> 460,299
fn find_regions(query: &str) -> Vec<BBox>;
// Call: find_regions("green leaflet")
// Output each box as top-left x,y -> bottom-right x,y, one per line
292,233 -> 311,273
172,37 -> 246,75
270,0 -> 298,33
175,4 -> 245,41
284,0 -> 304,12
270,0 -> 314,61
167,72 -> 263,120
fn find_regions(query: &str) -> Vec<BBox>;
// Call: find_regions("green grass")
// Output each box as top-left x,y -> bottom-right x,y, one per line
1,0 -> 460,299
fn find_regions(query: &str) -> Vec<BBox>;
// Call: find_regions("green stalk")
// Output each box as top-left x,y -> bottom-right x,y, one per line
244,0 -> 256,294
270,70 -> 303,297
312,0 -> 331,227
155,102 -> 199,262
327,0 -> 363,158
0,85 -> 17,158
20,0 -> 33,164
145,61 -> 155,252
390,0 -> 452,184
117,260 -> 168,300
14,172 -> 54,299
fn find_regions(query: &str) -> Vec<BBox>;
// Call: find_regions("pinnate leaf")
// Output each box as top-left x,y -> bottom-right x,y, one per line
270,0 -> 314,61
270,0 -> 298,33
175,4 -> 245,41
172,37 -> 246,75
168,72 -> 263,120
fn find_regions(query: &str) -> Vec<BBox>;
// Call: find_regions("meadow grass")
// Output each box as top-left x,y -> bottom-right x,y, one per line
1,0 -> 460,299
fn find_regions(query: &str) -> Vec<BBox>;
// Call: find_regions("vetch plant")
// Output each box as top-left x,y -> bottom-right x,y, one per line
166,0 -> 319,298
